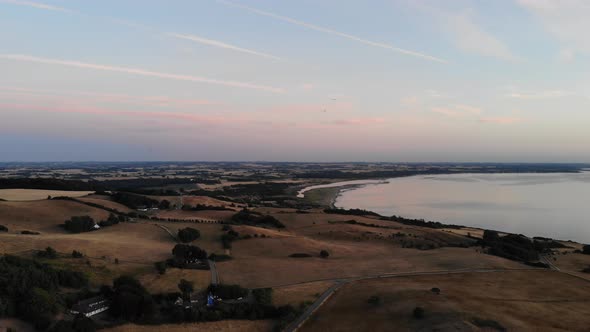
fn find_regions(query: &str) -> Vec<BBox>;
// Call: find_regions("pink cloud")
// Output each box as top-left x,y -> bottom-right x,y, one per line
432,104 -> 482,117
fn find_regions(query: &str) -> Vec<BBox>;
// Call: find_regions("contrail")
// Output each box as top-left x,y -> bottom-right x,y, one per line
0,0 -> 73,13
0,54 -> 284,93
169,33 -> 281,60
1,1 -> 281,61
217,0 -> 446,63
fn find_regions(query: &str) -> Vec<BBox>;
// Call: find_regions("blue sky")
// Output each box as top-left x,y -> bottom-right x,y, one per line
0,0 -> 589,162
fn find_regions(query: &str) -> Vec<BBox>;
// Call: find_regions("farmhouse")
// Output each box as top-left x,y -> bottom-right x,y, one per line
70,296 -> 109,317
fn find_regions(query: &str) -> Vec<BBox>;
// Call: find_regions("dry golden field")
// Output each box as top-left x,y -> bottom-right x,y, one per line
273,281 -> 334,307
0,189 -> 93,201
302,270 -> 590,332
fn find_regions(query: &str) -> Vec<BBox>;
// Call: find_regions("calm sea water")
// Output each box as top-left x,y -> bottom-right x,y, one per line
333,173 -> 590,243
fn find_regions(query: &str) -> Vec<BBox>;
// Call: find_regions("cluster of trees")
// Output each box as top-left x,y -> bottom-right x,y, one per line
63,216 -> 97,233
583,245 -> 590,255
324,208 -> 381,217
231,209 -> 285,228
178,227 -> 201,243
0,178 -> 101,191
112,192 -> 159,209
0,255 -> 88,329
481,230 -> 539,262
167,244 -> 208,268
49,315 -> 96,332
182,204 -> 232,211
104,276 -> 156,322
221,226 -> 240,249
208,284 -> 248,300
381,215 -> 462,229
36,247 -> 58,259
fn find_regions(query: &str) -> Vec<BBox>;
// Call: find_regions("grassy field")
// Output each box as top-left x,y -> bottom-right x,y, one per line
302,270 -> 590,332
103,320 -> 274,332
273,281 -> 334,307
0,189 -> 93,201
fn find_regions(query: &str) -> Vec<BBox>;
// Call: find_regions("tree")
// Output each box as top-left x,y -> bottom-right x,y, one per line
583,245 -> 590,255
37,247 -> 58,259
252,288 -> 273,305
64,216 -> 96,233
71,250 -> 84,258
154,261 -> 167,275
110,276 -> 155,321
413,307 -> 425,319
22,288 -> 58,329
320,250 -> 330,258
159,200 -> 171,210
367,295 -> 381,306
178,279 -> 194,300
178,227 -> 201,243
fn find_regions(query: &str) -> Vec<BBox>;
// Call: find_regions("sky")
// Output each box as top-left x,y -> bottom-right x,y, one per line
1,0 -> 589,162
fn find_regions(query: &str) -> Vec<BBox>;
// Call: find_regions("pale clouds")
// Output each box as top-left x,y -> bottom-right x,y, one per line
506,90 -> 573,99
0,54 -> 284,93
432,104 -> 482,117
415,3 -> 516,61
0,0 -> 73,13
517,0 -> 590,56
479,117 -> 522,124
217,0 -> 447,63
169,33 -> 282,60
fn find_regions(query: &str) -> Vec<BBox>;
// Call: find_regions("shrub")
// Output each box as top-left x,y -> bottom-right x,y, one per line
583,245 -> 590,255
21,230 -> 40,235
431,287 -> 441,295
178,227 -> 201,243
154,261 -> 167,275
72,250 -> 84,258
413,307 -> 425,319
320,250 -> 330,258
289,253 -> 312,258
37,247 -> 58,259
0,225 -> 7,232
64,216 -> 96,233
367,295 -> 381,306
471,317 -> 506,331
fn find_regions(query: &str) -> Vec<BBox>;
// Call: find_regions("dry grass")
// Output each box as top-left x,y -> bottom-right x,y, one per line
302,270 -> 590,332
140,268 -> 211,294
273,281 -> 334,307
0,189 -> 93,201
0,199 -> 111,233
155,209 -> 236,222
103,320 -> 273,332
78,195 -> 134,213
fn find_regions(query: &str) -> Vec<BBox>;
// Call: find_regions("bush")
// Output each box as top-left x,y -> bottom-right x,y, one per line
72,250 -> 84,258
64,216 -> 96,233
21,230 -> 40,235
413,307 -> 425,319
178,227 -> 201,243
320,250 -> 330,258
154,261 -> 167,275
37,247 -> 58,259
431,287 -> 441,295
471,317 -> 506,331
367,295 -> 381,306
583,245 -> 590,255
0,225 -> 7,232
289,253 -> 312,258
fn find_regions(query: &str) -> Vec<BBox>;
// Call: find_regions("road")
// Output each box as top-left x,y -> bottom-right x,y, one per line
282,267 -> 542,332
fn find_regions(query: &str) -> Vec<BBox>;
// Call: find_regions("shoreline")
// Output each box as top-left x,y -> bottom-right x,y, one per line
298,173 -> 589,245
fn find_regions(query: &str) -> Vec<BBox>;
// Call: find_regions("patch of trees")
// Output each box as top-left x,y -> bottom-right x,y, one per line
182,204 -> 232,211
289,253 -> 312,258
381,215 -> 462,229
72,250 -> 84,258
112,192 -> 159,209
208,253 -> 233,262
167,244 -> 208,268
252,288 -> 273,305
320,250 -> 330,258
583,245 -> 590,255
178,227 -> 201,243
324,208 -> 381,217
231,209 -> 285,228
0,225 -> 7,232
63,216 -> 97,233
107,276 -> 155,322
221,227 -> 240,249
21,230 -> 40,235
208,284 -> 248,300
36,247 -> 58,259
98,213 -> 122,227
154,261 -> 167,275
0,255 -> 88,329
480,230 -> 539,262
